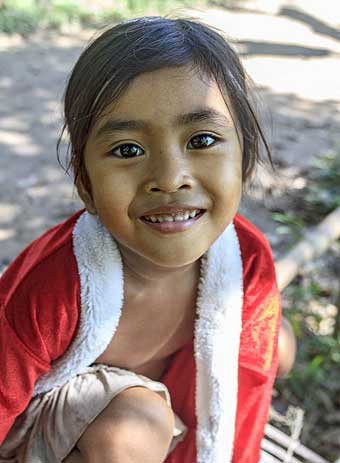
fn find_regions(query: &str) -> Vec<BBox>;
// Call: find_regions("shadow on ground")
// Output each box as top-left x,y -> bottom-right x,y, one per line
237,40 -> 333,57
279,6 -> 340,43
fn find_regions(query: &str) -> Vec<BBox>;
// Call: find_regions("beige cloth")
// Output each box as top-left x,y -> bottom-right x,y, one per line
0,364 -> 187,463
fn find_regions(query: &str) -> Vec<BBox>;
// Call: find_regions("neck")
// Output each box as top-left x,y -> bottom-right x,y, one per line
118,245 -> 201,290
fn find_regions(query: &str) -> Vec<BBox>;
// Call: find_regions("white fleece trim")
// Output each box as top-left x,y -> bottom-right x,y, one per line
33,212 -> 244,463
195,223 -> 243,463
34,212 -> 124,395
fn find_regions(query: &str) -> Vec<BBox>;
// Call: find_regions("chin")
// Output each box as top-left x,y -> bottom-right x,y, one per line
147,249 -> 205,269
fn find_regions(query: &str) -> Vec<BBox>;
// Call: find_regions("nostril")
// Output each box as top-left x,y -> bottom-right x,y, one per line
145,177 -> 193,193
149,184 -> 191,193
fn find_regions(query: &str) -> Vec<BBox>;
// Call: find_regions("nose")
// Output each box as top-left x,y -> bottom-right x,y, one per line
143,149 -> 194,193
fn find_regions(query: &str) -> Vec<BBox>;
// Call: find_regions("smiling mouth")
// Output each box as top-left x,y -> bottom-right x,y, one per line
139,209 -> 206,233
142,209 -> 203,223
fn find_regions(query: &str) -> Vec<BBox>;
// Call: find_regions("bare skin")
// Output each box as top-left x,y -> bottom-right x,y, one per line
277,317 -> 297,378
62,260 -> 199,462
63,387 -> 175,463
64,254 -> 199,461
95,259 -> 200,380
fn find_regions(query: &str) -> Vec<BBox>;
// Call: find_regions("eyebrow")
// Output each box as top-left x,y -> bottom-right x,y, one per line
95,108 -> 233,139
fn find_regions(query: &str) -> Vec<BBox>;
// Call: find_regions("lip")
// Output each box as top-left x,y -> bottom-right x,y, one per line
139,209 -> 206,234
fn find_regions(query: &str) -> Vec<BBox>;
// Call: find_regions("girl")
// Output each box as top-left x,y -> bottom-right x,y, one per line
0,16 -> 282,463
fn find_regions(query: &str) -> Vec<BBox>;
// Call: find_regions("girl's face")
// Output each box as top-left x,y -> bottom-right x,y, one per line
80,65 -> 242,269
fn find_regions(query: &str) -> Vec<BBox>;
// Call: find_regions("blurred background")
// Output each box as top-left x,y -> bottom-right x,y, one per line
0,0 -> 339,460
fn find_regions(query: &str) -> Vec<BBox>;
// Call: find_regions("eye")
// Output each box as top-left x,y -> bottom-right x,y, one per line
187,133 -> 219,150
110,143 -> 144,158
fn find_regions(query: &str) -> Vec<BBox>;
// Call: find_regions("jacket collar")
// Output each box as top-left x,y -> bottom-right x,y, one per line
34,211 -> 243,462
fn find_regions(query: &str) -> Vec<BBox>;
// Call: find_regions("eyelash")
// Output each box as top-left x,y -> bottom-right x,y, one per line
109,133 -> 220,159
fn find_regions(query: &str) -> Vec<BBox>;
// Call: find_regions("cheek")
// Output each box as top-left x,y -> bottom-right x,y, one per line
88,167 -> 133,211
212,152 -> 242,196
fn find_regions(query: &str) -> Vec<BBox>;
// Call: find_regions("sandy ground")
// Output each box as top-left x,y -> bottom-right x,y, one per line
0,0 -> 340,269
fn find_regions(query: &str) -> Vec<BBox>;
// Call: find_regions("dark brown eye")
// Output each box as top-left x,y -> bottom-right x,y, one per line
110,143 -> 144,158
188,134 -> 218,149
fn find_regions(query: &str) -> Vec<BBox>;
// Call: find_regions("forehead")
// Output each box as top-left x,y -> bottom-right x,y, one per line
94,66 -> 236,133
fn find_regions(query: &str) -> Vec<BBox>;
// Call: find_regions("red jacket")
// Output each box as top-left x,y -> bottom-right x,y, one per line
0,210 -> 280,462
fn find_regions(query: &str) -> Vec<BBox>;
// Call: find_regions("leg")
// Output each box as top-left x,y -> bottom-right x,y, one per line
76,386 -> 175,463
277,316 -> 296,377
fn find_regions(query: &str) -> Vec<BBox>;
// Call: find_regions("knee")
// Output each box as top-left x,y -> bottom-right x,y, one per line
109,386 -> 175,445
78,386 -> 175,462
277,317 -> 296,378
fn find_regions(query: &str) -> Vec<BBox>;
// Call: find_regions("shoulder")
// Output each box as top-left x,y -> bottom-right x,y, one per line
0,210 -> 84,362
233,214 -> 281,375
0,209 -> 84,301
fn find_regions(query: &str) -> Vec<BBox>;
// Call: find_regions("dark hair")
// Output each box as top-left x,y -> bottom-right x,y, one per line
57,15 -> 272,187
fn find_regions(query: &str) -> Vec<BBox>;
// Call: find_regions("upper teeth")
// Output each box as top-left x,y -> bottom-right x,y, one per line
144,209 -> 200,223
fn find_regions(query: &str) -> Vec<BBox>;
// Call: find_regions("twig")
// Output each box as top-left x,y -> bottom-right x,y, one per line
275,206 -> 340,291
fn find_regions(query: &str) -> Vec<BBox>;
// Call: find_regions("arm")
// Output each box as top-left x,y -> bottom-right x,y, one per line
233,215 -> 282,461
0,238 -> 79,445
0,304 -> 51,444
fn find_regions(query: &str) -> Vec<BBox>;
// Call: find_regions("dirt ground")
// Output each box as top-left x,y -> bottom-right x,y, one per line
0,0 -> 340,268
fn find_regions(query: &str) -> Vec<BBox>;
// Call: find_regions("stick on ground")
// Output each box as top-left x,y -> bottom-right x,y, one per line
275,206 -> 340,291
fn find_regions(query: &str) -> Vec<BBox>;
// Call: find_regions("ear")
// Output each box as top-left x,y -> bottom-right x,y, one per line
76,174 -> 97,215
